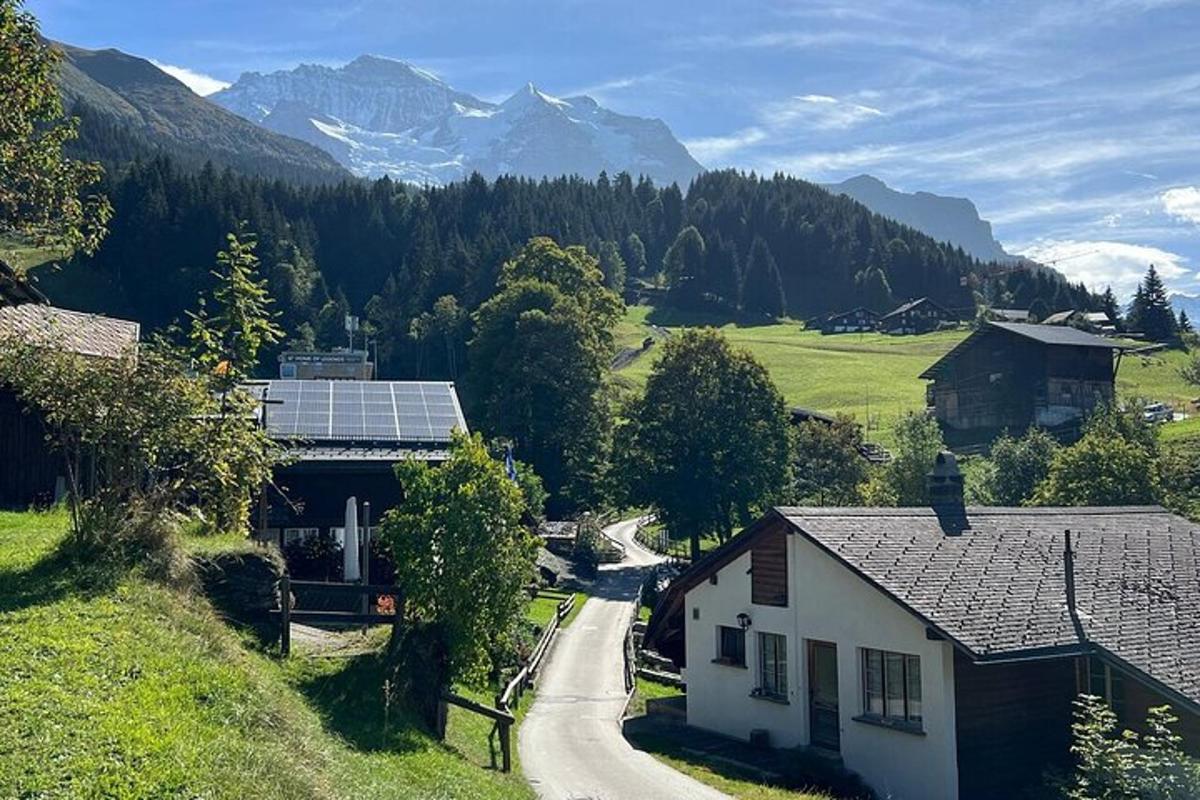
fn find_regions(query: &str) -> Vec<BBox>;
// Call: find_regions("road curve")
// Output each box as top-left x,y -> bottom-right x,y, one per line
519,518 -> 728,800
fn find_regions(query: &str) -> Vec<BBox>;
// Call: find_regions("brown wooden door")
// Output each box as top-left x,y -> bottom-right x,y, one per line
808,640 -> 840,751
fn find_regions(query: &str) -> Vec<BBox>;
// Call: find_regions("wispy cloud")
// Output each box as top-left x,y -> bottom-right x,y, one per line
1017,239 -> 1191,300
764,94 -> 884,130
683,128 -> 767,164
149,60 -> 230,95
1162,187 -> 1200,224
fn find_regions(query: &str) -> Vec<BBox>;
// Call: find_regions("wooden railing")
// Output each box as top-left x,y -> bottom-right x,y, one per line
446,591 -> 576,773
274,575 -> 403,656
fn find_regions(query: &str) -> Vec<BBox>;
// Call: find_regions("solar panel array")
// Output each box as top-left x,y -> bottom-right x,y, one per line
261,380 -> 466,443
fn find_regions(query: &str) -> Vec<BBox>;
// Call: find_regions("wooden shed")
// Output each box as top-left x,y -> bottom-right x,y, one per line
0,304 -> 140,507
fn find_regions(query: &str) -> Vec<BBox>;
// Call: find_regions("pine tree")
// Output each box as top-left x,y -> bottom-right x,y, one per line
1129,265 -> 1178,343
741,237 -> 786,318
1180,309 -> 1192,333
663,226 -> 707,310
1100,286 -> 1121,327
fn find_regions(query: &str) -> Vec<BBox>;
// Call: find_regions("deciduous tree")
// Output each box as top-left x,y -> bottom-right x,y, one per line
381,432 -> 536,728
619,328 -> 791,559
0,0 -> 110,257
466,237 -> 620,513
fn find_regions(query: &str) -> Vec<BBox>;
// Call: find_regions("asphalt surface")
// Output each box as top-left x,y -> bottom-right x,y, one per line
519,518 -> 728,800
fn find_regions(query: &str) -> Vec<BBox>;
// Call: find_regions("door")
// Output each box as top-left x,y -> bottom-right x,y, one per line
808,640 -> 840,751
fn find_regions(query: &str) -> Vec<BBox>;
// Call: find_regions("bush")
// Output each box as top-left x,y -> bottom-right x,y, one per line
572,515 -> 603,578
1066,696 -> 1200,799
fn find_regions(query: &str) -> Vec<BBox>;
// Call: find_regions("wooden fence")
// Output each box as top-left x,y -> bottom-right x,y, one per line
446,590 -> 576,773
273,575 -> 403,657
274,577 -> 574,774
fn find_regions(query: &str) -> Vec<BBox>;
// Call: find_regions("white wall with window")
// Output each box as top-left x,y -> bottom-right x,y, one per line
683,530 -> 960,800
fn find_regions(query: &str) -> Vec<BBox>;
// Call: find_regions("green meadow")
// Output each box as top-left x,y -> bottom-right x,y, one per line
614,305 -> 1199,445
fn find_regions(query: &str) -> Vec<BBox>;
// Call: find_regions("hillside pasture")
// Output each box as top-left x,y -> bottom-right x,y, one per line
614,305 -> 1200,444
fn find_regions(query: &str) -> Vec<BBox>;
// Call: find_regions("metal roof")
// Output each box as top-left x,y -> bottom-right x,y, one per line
988,320 -> 1127,348
919,321 -> 1125,380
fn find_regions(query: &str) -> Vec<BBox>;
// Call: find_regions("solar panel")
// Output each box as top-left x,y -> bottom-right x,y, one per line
259,379 -> 466,443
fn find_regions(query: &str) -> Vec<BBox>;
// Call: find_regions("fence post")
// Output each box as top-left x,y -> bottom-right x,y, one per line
499,721 -> 512,773
280,574 -> 291,657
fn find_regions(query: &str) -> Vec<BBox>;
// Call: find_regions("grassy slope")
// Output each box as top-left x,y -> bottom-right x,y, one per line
0,510 -> 531,800
614,305 -> 1199,444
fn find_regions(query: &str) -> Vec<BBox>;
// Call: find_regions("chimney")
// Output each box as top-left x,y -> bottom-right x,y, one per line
928,450 -> 968,533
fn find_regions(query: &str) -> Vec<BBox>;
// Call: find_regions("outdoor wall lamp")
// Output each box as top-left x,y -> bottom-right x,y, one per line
737,613 -> 752,630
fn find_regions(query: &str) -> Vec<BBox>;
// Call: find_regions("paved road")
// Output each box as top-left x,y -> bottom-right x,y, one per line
520,518 -> 728,800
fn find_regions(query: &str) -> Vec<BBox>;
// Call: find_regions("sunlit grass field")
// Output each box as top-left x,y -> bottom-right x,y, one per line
613,305 -> 1200,445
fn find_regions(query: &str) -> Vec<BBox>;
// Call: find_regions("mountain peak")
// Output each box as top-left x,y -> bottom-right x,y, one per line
343,54 -> 444,85
501,82 -> 566,111
211,56 -> 704,187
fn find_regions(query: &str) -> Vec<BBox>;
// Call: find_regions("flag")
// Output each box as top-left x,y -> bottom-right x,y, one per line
505,445 -> 518,483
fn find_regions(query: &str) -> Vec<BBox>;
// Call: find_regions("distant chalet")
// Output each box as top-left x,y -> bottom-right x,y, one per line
878,297 -> 957,335
820,307 -> 879,335
920,321 -> 1127,443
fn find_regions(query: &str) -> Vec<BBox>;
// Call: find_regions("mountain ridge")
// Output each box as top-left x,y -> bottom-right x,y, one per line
823,174 -> 1014,264
54,42 -> 350,185
211,57 -> 704,187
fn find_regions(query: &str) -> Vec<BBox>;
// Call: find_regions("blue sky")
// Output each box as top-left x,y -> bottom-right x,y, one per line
29,0 -> 1200,300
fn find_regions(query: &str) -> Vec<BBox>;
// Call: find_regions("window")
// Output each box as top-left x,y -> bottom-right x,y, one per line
280,362 -> 298,379
757,632 -> 788,699
861,648 -> 922,727
1077,656 -> 1125,719
716,626 -> 746,667
283,527 -> 320,545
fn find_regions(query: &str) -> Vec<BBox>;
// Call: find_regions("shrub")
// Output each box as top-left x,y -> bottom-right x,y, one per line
1066,695 -> 1200,799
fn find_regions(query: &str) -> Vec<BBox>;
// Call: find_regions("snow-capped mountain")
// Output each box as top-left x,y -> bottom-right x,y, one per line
211,55 -> 704,187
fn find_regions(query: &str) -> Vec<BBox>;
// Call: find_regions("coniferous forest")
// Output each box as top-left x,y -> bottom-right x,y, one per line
44,156 -> 1099,380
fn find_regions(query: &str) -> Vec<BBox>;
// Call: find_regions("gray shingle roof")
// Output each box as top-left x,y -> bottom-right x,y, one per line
776,506 -> 1200,711
0,304 -> 139,358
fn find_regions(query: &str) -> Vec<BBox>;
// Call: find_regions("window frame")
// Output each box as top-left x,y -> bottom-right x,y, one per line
757,632 -> 788,700
860,647 -> 922,729
715,625 -> 746,668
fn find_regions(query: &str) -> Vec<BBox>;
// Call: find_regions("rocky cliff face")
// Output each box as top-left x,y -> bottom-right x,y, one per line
212,56 -> 704,187
823,174 -> 1013,263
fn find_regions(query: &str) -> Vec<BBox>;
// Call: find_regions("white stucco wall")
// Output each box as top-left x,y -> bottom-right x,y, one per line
683,532 -> 960,800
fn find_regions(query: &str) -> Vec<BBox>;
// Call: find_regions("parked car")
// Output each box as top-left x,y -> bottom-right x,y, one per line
1144,402 -> 1173,423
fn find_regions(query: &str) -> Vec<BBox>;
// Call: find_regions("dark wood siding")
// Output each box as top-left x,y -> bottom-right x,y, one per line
0,388 -> 63,508
955,654 -> 1075,800
1117,669 -> 1200,756
750,523 -> 788,607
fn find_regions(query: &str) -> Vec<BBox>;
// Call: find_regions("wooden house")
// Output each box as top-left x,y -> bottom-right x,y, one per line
819,307 -> 879,334
0,303 -> 140,507
920,321 -> 1126,444
252,379 -> 466,547
646,455 -> 1200,799
878,297 -> 956,335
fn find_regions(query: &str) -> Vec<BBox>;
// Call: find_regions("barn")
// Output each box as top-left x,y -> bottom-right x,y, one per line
920,321 -> 1127,444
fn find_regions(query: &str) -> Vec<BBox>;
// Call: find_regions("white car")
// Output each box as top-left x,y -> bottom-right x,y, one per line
1143,402 -> 1173,424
